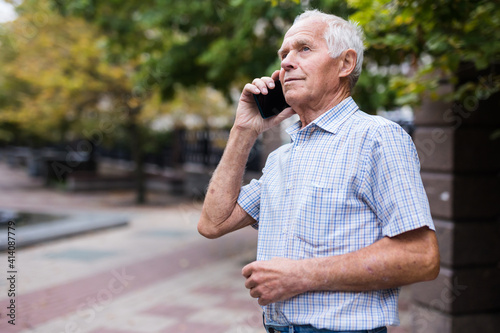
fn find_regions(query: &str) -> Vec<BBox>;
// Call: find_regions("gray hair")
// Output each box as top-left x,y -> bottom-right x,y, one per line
294,9 -> 365,90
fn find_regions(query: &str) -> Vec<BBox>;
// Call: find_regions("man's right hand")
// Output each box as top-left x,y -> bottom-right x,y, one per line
234,70 -> 295,137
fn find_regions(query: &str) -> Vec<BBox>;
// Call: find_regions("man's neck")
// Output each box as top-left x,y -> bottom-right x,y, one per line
297,87 -> 351,128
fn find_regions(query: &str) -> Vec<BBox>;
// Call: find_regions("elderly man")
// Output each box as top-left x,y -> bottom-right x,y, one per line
198,9 -> 439,333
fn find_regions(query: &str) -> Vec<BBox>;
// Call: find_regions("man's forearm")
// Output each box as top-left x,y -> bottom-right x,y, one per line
243,227 -> 440,305
300,227 -> 440,292
198,70 -> 294,239
198,127 -> 258,238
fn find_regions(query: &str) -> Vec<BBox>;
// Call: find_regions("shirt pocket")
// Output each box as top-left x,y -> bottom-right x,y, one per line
293,179 -> 347,258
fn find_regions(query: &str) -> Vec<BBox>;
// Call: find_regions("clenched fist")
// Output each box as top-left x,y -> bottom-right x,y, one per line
242,257 -> 311,306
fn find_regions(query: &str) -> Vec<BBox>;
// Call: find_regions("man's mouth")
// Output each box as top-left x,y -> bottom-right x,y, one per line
284,77 -> 303,83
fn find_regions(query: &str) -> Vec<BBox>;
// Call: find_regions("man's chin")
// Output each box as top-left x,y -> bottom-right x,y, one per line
284,92 -> 302,107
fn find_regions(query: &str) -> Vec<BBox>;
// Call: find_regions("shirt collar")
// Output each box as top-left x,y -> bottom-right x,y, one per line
286,97 -> 359,138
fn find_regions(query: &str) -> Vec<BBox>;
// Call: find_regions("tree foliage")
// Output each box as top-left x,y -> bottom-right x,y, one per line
0,0 -> 133,145
50,0 -> 500,113
50,0 -> 307,99
0,0 -> 241,145
348,0 -> 500,105
3,0 -> 498,142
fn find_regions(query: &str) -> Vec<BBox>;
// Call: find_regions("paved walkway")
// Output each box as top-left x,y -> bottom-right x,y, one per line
0,162 -> 410,333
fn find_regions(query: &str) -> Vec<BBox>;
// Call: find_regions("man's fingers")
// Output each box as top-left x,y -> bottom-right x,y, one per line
249,287 -> 260,299
271,69 -> 280,81
243,73 -> 281,99
262,76 -> 276,88
258,298 -> 271,306
244,277 -> 256,289
244,83 -> 261,95
252,76 -> 279,94
241,262 -> 254,278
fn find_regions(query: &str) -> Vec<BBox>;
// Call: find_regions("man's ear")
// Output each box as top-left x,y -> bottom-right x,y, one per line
339,49 -> 357,78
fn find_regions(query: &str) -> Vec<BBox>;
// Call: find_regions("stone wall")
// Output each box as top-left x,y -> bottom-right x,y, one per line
410,73 -> 500,332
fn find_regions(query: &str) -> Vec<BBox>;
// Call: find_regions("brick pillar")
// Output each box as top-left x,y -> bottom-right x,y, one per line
410,67 -> 500,332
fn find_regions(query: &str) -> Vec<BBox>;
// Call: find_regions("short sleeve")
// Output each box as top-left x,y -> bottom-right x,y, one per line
237,178 -> 261,229
364,123 -> 434,237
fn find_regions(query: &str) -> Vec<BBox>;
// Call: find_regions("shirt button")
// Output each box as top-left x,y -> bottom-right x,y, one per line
287,183 -> 292,189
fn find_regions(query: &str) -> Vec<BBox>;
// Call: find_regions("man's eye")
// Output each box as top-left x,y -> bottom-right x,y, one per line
302,47 -> 311,52
281,53 -> 288,60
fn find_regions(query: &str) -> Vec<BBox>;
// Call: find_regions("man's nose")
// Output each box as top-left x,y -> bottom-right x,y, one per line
281,52 -> 297,70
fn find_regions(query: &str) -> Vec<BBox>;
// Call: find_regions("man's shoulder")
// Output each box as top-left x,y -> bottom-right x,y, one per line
263,142 -> 293,165
349,110 -> 409,138
352,110 -> 401,128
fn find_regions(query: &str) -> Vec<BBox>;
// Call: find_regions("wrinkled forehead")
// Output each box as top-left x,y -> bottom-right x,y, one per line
279,18 -> 328,54
283,17 -> 327,41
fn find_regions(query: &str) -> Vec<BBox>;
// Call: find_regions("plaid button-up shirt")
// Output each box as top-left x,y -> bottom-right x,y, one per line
237,97 -> 434,330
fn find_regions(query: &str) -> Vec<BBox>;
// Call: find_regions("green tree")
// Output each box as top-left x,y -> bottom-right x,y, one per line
50,0 -> 500,111
51,0 -> 305,96
347,0 -> 500,105
0,0 -> 158,202
0,2 -> 131,144
47,0 -> 398,114
1,0 -> 242,203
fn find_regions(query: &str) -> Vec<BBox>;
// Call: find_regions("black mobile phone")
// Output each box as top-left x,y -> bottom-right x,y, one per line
253,80 -> 290,119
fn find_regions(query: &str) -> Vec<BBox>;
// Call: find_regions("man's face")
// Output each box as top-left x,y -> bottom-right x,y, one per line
278,18 -> 343,112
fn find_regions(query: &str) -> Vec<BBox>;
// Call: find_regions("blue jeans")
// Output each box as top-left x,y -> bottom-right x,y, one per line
264,324 -> 387,333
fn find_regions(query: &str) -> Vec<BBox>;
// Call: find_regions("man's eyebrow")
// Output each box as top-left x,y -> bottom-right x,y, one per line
277,44 -> 288,57
278,38 -> 313,57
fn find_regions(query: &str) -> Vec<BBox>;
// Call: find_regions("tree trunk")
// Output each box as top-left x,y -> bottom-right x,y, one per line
127,106 -> 146,204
